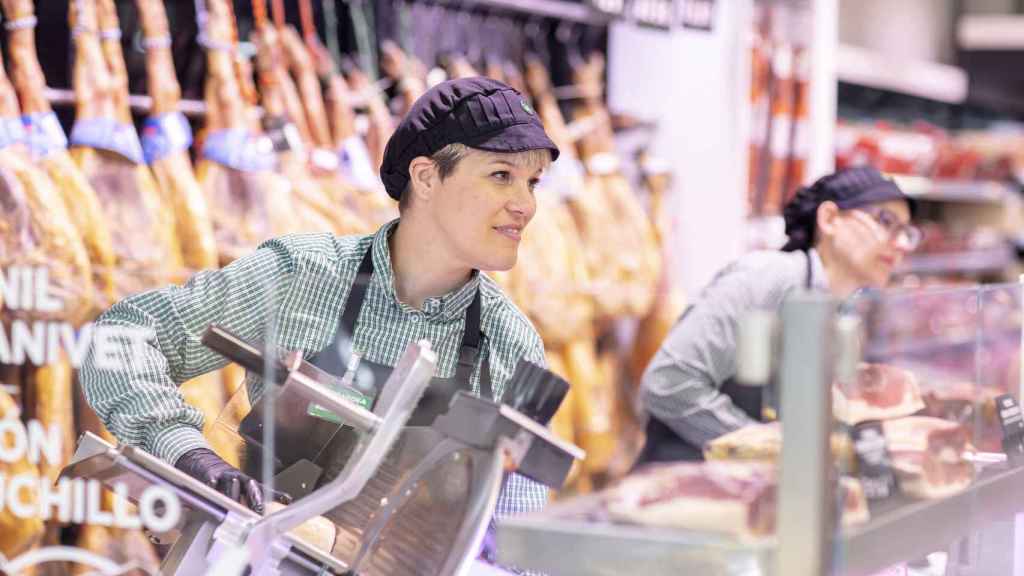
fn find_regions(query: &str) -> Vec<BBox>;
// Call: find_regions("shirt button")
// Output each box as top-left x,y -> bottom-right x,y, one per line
410,314 -> 421,323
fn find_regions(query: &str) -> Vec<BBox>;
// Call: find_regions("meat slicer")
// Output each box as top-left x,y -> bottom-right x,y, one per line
61,325 -> 584,575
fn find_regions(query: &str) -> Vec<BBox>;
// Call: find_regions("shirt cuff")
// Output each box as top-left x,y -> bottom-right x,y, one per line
146,423 -> 211,466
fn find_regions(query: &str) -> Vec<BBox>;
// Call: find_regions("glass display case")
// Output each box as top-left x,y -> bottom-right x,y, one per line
495,283 -> 1024,576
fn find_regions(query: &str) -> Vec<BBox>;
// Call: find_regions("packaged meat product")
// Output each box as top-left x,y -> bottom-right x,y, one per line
0,36 -> 94,324
506,185 -> 595,347
785,45 -> 810,203
249,17 -> 357,237
135,0 -> 219,272
545,348 -> 581,492
280,25 -> 331,152
567,53 -> 661,320
833,363 -> 926,426
565,338 -> 617,478
3,0 -> 117,306
629,268 -> 685,391
195,0 -> 298,264
346,65 -> 394,178
277,25 -> 370,235
605,461 -> 778,539
0,141 -> 94,326
747,3 -> 771,215
309,37 -> 395,230
25,356 -> 74,483
0,387 -> 44,557
70,0 -> 185,296
764,42 -> 794,214
882,416 -> 973,499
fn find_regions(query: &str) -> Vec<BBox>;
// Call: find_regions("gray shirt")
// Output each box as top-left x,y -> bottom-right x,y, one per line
640,249 -> 829,449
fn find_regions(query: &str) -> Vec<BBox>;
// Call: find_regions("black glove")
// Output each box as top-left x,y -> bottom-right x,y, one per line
175,448 -> 290,513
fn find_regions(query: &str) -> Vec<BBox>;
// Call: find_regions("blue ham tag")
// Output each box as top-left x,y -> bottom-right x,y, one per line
69,118 -> 145,164
202,128 -> 276,172
0,116 -> 26,150
339,135 -> 380,189
141,112 -> 193,164
21,112 -> 68,158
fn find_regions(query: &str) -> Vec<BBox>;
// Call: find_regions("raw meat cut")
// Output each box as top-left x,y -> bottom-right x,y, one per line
833,363 -> 926,426
605,461 -> 778,539
882,416 -> 973,499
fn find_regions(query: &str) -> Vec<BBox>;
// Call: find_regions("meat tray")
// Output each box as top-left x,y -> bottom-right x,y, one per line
497,462 -> 1024,576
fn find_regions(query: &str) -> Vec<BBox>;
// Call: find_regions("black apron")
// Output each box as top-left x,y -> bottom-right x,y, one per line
240,247 -> 492,487
308,246 -> 493,424
634,250 -> 814,466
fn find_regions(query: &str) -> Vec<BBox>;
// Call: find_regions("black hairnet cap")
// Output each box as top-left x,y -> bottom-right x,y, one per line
379,77 -> 561,200
782,166 -> 916,251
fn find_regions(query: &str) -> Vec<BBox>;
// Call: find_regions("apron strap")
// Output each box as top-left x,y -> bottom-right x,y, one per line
340,247 -> 376,336
454,290 -> 493,400
334,244 -> 493,399
308,246 -> 374,376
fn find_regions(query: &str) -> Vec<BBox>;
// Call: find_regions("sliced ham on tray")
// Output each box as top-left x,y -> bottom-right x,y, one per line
882,416 -> 974,500
605,462 -> 870,539
605,461 -> 779,539
833,363 -> 926,426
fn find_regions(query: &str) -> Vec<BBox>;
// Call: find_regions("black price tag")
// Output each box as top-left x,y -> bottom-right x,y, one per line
996,394 -> 1024,461
852,421 -> 898,501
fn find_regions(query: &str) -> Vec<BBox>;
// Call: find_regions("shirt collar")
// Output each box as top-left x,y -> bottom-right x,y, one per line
371,219 -> 482,320
807,248 -> 829,292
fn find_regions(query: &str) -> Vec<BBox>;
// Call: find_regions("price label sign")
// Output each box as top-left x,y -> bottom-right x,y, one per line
996,394 -> 1024,463
852,421 -> 898,500
628,0 -> 675,30
588,0 -> 715,32
679,0 -> 715,31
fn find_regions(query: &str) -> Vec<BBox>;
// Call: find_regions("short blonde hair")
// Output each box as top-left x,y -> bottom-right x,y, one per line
398,144 -> 552,212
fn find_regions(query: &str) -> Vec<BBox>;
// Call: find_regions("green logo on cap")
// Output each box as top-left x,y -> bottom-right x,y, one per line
520,99 -> 535,115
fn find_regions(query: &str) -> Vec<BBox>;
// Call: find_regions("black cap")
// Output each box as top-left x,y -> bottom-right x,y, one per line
782,166 -> 915,252
379,77 -> 560,200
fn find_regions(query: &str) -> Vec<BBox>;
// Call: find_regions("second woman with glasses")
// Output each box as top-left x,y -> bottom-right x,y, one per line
635,166 -> 919,464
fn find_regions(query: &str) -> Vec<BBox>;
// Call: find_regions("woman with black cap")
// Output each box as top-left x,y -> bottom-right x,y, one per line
79,77 -> 560,532
635,166 -> 921,464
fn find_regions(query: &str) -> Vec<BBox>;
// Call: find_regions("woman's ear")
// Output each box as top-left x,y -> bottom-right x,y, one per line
408,156 -> 437,204
815,200 -> 841,239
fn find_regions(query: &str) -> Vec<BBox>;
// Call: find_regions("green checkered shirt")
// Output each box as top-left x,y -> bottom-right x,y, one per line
79,219 -> 549,520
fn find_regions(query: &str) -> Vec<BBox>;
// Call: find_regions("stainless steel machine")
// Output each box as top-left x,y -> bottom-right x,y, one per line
62,325 -> 583,575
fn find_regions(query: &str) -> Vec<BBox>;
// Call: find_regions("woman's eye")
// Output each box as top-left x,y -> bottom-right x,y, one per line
528,178 -> 540,192
491,171 -> 511,183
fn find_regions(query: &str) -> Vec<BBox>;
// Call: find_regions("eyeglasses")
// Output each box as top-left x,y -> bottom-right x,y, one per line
857,208 -> 922,251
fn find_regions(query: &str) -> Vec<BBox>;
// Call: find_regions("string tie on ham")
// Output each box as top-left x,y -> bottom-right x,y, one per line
2,16 -> 36,31
198,34 -> 235,54
141,36 -> 172,51
99,28 -> 122,41
70,25 -> 97,39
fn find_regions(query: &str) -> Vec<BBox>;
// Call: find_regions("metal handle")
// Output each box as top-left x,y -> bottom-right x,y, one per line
200,325 -> 290,383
